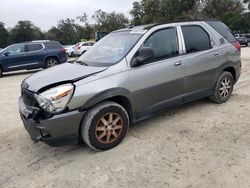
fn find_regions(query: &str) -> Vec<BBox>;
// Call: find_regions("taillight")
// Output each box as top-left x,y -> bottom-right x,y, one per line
233,41 -> 241,51
61,48 -> 66,53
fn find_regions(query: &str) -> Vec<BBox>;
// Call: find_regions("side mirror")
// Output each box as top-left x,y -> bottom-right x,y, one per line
3,51 -> 10,56
131,47 -> 154,67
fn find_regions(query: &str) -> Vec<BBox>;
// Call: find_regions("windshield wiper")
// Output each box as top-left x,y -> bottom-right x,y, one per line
76,60 -> 88,66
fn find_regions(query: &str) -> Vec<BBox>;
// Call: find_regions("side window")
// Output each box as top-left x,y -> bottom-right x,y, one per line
5,44 -> 25,55
143,28 -> 179,61
27,44 -> 43,52
181,25 -> 211,54
45,42 -> 62,49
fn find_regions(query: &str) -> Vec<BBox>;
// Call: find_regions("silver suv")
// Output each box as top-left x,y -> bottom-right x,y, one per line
19,20 -> 241,151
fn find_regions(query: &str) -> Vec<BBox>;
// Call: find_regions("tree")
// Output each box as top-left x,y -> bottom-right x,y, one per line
8,21 -> 43,43
92,10 -> 129,32
0,22 -> 9,48
76,13 -> 94,40
202,0 -> 243,19
130,0 -> 199,25
130,1 -> 144,25
45,18 -> 78,44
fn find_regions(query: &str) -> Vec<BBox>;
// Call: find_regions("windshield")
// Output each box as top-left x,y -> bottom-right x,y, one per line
77,31 -> 142,67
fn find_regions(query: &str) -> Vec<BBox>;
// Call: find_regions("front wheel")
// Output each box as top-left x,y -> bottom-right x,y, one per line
209,71 -> 235,104
81,101 -> 129,151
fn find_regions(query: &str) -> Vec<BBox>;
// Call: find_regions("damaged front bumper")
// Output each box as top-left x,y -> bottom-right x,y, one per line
19,97 -> 86,146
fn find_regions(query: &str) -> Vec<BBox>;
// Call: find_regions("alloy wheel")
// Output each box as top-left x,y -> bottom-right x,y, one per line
47,59 -> 58,67
219,77 -> 231,98
95,112 -> 123,144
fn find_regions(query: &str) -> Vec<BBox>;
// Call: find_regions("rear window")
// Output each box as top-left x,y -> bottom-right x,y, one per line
45,41 -> 62,49
181,25 -> 211,54
206,21 -> 236,43
27,43 -> 43,52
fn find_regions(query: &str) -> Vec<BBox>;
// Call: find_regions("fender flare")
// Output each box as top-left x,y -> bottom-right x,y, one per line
80,88 -> 136,115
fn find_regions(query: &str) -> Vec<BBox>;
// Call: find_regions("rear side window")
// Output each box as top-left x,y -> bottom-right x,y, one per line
45,42 -> 62,49
27,43 -> 43,52
206,21 -> 236,43
143,27 -> 179,61
181,25 -> 211,54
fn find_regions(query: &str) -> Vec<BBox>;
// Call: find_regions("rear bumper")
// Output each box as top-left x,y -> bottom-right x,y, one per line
19,97 -> 86,146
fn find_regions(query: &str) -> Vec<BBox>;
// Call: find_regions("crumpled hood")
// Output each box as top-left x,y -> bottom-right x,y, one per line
23,63 -> 107,92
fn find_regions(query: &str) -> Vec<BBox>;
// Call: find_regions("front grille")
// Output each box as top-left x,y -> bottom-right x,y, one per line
21,88 -> 37,107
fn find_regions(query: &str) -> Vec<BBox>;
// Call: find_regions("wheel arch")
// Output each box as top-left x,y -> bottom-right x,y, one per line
0,64 -> 5,72
80,88 -> 136,121
222,66 -> 236,81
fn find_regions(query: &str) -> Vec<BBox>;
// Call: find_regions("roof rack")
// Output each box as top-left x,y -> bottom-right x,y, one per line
31,40 -> 50,42
143,18 -> 218,30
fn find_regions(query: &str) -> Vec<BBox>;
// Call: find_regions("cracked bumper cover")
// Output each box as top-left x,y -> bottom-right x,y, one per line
19,97 -> 86,146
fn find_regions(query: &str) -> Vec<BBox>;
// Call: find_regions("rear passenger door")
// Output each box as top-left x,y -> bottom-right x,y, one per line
25,43 -> 46,69
180,25 -> 222,102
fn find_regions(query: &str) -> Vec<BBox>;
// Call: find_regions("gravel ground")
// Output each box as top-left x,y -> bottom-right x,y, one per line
0,48 -> 250,188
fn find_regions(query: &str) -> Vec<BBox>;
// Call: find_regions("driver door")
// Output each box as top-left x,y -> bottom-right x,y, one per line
1,44 -> 27,71
128,27 -> 185,117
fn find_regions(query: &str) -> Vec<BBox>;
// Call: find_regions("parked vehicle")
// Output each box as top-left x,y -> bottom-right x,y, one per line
63,45 -> 75,57
19,20 -> 241,151
246,34 -> 250,43
0,40 -> 67,77
236,36 -> 248,46
74,41 -> 95,56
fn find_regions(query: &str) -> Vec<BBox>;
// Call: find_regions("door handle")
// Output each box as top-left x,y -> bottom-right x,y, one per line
214,51 -> 221,56
175,61 -> 183,66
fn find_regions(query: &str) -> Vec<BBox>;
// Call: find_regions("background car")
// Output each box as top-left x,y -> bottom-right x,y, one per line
63,45 -> 75,57
246,34 -> 250,44
0,40 -> 67,77
236,36 -> 248,46
74,41 -> 95,56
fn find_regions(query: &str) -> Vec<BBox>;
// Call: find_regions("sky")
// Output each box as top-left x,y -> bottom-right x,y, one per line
0,0 -> 135,31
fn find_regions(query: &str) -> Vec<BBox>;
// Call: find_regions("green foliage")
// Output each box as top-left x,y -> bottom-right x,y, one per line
45,19 -> 78,45
130,0 -> 250,33
202,0 -> 243,19
8,21 -> 44,43
0,22 -> 9,48
92,10 -> 129,32
130,0 -> 198,25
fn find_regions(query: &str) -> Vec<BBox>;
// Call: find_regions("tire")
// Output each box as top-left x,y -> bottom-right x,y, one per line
0,66 -> 3,78
81,101 -> 129,151
209,71 -> 235,104
81,50 -> 86,55
45,58 -> 59,68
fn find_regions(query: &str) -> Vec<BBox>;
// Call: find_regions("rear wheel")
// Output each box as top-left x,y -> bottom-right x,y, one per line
209,71 -> 234,104
45,58 -> 59,68
81,101 -> 129,151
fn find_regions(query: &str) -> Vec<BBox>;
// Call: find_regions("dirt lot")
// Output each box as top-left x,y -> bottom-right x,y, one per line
0,48 -> 250,188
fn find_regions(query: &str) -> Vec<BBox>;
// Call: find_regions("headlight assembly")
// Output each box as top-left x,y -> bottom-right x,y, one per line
35,84 -> 74,114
